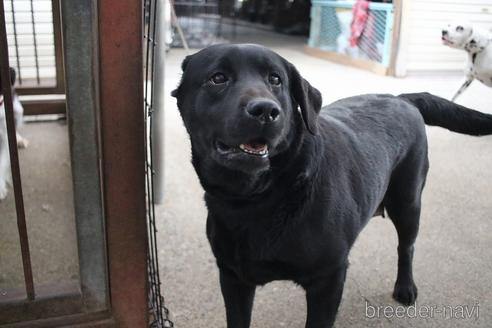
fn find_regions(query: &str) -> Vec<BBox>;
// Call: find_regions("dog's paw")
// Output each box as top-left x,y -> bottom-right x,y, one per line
0,183 -> 8,201
17,136 -> 29,149
393,281 -> 418,305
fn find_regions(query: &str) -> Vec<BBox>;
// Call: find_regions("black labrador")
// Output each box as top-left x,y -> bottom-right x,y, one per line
172,44 -> 492,328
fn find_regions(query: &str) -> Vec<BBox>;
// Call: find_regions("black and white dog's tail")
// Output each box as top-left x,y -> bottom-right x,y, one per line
399,92 -> 492,136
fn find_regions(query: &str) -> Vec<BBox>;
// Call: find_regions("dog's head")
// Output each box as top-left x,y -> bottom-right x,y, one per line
172,44 -> 321,181
441,22 -> 489,52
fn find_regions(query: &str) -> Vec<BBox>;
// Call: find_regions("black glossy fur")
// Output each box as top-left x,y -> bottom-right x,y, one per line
172,44 -> 492,328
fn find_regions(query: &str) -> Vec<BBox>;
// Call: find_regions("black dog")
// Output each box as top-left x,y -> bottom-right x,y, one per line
172,44 -> 492,328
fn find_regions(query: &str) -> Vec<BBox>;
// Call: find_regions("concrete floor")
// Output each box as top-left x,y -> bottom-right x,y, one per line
0,122 -> 79,292
156,27 -> 492,327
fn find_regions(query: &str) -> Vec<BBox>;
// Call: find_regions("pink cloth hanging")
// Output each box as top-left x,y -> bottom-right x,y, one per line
349,0 -> 370,47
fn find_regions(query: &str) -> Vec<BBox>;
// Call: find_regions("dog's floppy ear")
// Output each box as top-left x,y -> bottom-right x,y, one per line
288,62 -> 322,135
171,55 -> 191,98
9,67 -> 16,85
0,67 -> 16,90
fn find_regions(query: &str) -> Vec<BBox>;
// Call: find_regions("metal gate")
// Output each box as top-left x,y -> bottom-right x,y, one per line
0,1 -> 170,326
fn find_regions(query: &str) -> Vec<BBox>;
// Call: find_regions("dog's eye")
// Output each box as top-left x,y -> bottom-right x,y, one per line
268,74 -> 281,86
456,26 -> 464,32
210,73 -> 228,84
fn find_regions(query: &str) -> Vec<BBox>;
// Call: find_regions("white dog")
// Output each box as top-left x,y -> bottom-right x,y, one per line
441,22 -> 492,101
0,67 -> 28,200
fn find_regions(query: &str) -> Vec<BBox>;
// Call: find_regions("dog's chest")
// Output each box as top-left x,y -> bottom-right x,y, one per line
230,256 -> 299,286
468,49 -> 492,87
214,231 -> 301,284
208,217 -> 321,285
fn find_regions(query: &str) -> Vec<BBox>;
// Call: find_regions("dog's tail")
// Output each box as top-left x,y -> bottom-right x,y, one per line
399,92 -> 492,136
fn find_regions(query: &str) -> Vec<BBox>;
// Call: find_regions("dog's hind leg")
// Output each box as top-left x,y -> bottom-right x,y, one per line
384,150 -> 429,305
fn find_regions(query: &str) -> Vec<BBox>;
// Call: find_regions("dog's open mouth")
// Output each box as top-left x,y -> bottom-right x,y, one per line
216,140 -> 269,157
441,37 -> 453,46
239,143 -> 268,156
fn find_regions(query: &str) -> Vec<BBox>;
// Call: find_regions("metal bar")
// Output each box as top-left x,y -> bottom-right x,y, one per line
5,33 -> 55,37
60,0 -> 109,312
312,0 -> 393,11
21,98 -> 65,116
0,282 -> 82,324
143,0 -> 162,322
3,10 -> 53,14
152,0 -> 165,203
8,0 -> 22,85
147,0 -> 164,320
16,87 -> 61,95
144,0 -> 159,317
29,0 -> 41,84
381,7 -> 394,67
52,0 -> 65,94
0,1 -> 35,301
146,1 -> 173,325
98,0 -> 149,326
0,311 -> 115,328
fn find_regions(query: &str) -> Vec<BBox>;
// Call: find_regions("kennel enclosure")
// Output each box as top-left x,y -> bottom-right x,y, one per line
0,1 -> 171,326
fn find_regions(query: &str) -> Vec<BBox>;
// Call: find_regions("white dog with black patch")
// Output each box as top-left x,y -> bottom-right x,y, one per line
0,67 -> 28,200
441,22 -> 492,101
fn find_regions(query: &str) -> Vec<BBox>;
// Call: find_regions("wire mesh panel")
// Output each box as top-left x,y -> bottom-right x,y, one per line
309,0 -> 394,67
3,0 -> 57,88
143,0 -> 173,327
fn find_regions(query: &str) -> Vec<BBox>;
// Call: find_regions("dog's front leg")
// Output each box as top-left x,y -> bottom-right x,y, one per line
304,264 -> 348,328
452,77 -> 474,102
0,136 -> 9,200
220,268 -> 256,328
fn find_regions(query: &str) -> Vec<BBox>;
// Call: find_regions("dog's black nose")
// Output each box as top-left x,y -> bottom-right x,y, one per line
245,99 -> 281,123
442,30 -> 448,36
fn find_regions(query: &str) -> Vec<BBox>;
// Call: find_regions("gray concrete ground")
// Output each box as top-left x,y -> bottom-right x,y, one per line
0,122 -> 79,291
156,26 -> 492,327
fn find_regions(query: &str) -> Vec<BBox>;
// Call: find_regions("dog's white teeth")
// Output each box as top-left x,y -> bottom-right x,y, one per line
239,144 -> 268,155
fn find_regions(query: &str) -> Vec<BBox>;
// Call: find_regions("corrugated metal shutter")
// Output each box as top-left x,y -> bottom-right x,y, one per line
397,0 -> 492,75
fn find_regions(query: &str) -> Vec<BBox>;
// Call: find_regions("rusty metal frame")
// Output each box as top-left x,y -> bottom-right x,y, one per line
98,0 -> 149,325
